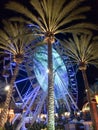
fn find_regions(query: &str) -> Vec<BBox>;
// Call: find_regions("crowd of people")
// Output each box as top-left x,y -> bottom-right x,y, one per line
4,111 -> 91,130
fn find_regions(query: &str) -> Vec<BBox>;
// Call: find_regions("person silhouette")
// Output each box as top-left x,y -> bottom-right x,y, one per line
4,116 -> 13,130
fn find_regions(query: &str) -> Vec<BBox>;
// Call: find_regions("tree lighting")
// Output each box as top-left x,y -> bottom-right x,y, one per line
4,84 -> 10,91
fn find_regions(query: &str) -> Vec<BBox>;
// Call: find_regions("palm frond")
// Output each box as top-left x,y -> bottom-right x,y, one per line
0,21 -> 35,58
5,1 -> 41,26
5,0 -> 95,36
30,0 -> 48,30
55,28 -> 92,35
65,23 -> 98,31
62,34 -> 98,68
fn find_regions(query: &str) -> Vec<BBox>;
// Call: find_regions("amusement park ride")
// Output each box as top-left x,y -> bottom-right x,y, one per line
2,40 -> 79,128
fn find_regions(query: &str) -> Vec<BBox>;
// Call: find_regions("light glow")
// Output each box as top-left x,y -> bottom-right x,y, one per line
95,95 -> 98,104
33,45 -> 69,100
5,85 -> 10,91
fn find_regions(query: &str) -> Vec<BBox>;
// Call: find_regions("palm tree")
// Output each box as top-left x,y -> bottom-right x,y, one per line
61,34 -> 98,130
0,20 -> 34,128
5,0 -> 98,129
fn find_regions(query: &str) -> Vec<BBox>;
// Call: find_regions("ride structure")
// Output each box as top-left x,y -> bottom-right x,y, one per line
2,40 -> 78,128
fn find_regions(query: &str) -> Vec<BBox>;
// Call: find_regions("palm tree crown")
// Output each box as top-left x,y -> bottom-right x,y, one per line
0,20 -> 33,63
6,0 -> 97,41
62,34 -> 98,70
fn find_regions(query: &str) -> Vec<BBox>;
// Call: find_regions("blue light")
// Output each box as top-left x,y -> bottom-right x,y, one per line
33,45 -> 69,100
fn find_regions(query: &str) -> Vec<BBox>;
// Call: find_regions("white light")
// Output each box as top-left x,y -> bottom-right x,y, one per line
85,89 -> 88,92
46,69 -> 49,73
5,85 -> 10,91
55,113 -> 58,117
64,112 -> 70,118
77,112 -> 80,116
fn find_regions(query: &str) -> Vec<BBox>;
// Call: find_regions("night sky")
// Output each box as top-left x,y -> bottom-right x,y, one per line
0,0 -> 98,109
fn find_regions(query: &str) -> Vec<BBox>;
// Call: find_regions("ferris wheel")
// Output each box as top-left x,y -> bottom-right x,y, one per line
2,40 -> 78,127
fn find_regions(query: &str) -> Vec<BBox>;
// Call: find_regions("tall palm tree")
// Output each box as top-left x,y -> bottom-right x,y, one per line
61,34 -> 98,130
0,20 -> 34,128
5,0 -> 98,129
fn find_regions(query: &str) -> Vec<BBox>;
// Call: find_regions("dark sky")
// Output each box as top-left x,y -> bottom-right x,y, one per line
0,0 -> 98,109
87,0 -> 98,23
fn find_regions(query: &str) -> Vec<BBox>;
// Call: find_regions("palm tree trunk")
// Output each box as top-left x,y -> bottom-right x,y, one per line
47,41 -> 55,130
0,64 -> 19,128
81,69 -> 97,130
